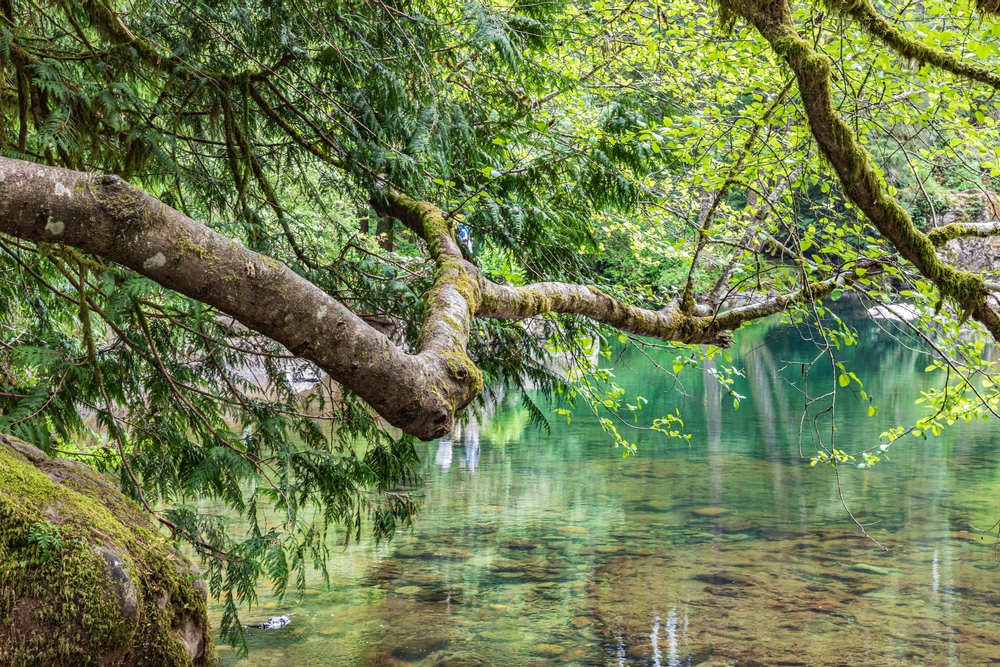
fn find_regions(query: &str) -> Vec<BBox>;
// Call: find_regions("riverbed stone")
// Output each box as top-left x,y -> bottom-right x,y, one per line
594,545 -> 626,553
559,647 -> 591,662
505,539 -> 538,550
434,652 -> 486,667
390,636 -> 452,661
692,507 -> 729,517
531,643 -> 566,656
395,586 -> 423,595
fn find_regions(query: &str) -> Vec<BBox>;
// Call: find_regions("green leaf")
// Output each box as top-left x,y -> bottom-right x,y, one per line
839,374 -> 850,387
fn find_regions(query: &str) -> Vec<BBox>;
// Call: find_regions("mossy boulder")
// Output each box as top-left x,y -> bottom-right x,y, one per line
0,434 -> 217,667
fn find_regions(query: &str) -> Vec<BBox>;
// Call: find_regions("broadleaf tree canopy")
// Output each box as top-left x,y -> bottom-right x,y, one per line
3,0 -> 1000,650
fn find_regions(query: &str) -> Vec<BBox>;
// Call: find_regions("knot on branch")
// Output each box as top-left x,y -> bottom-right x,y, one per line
96,174 -> 156,235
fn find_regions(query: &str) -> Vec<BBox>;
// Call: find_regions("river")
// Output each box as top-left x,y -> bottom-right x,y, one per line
213,305 -> 1000,666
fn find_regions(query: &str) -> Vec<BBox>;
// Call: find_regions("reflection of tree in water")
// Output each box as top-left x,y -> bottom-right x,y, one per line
435,417 -> 481,474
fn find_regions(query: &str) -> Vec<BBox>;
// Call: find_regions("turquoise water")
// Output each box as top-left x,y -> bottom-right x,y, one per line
215,307 -> 1000,666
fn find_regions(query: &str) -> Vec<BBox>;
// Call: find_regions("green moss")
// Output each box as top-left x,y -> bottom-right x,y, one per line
175,235 -> 216,262
828,0 -> 1000,89
0,438 -> 216,667
929,223 -> 981,246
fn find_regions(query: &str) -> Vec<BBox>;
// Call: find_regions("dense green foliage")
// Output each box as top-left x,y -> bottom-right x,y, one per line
4,0 -> 1000,653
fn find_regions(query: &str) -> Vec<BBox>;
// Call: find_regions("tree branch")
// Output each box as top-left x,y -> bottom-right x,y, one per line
739,0 -> 1000,341
928,221 -> 1000,247
835,0 -> 1000,92
0,157 -> 878,440
0,157 -> 474,440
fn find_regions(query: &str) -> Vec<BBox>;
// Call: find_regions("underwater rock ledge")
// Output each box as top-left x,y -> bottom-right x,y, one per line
0,434 -> 217,667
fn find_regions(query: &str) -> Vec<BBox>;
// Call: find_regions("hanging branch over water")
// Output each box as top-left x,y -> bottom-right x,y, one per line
0,157 -> 880,439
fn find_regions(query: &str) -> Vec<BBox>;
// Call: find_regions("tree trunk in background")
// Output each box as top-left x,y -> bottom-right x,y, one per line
376,215 -> 394,251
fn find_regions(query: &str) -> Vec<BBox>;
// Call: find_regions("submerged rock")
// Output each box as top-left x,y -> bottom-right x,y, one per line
390,636 -> 452,661
246,614 -> 294,630
435,652 -> 486,667
692,572 -> 756,586
530,643 -> 566,657
0,434 -> 216,666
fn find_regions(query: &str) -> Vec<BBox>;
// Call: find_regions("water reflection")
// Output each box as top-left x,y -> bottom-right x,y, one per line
434,418 -> 481,473
212,312 -> 1000,667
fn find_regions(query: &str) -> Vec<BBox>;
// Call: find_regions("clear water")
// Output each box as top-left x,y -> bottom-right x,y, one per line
214,306 -> 1000,666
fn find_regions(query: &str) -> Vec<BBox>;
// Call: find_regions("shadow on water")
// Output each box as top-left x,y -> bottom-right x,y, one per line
214,305 -> 1000,666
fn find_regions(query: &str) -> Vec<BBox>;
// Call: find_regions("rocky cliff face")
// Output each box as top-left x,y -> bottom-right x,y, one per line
0,434 -> 217,667
934,189 -> 1000,273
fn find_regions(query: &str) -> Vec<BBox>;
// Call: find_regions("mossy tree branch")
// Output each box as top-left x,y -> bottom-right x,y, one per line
0,157 -> 472,440
928,222 -> 1000,247
737,0 -> 1000,340
382,193 -> 882,350
0,156 -> 878,440
832,0 -> 1000,91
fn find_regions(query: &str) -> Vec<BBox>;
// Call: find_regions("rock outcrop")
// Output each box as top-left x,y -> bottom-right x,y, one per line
0,434 -> 217,667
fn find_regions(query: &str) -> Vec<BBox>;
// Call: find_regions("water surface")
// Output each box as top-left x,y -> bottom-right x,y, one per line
215,310 -> 1000,666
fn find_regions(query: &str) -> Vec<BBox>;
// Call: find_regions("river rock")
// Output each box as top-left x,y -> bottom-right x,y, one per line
395,544 -> 425,558
559,647 -> 590,662
569,616 -> 592,628
634,502 -> 673,513
395,586 -> 422,595
720,519 -> 757,532
693,572 -> 756,586
594,545 -> 625,553
556,525 -> 588,534
531,643 -> 566,657
0,434 -> 216,667
391,636 -> 452,661
627,642 -> 713,664
435,652 -> 486,667
505,539 -> 538,550
809,599 -> 840,613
